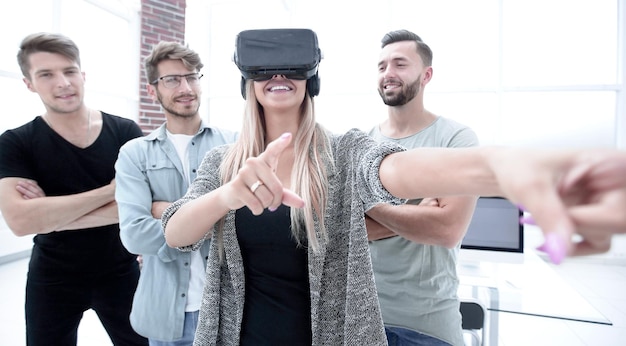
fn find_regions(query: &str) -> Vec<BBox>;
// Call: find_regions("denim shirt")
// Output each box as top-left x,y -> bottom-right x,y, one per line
115,121 -> 237,341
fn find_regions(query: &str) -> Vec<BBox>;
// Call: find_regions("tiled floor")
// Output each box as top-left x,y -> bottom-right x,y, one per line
1,252 -> 625,345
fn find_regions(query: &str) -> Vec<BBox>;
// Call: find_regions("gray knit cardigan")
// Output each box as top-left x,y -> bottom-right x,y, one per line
162,129 -> 406,345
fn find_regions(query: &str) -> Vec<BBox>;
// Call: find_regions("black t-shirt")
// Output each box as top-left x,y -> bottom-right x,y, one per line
235,204 -> 312,345
0,113 -> 143,278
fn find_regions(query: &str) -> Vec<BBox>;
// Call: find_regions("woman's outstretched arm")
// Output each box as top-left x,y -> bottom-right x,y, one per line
379,146 -> 626,263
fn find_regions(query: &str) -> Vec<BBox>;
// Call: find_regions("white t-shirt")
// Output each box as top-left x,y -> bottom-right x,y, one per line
167,130 -> 206,312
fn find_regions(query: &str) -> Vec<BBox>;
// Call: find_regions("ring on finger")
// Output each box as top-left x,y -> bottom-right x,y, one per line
250,180 -> 264,193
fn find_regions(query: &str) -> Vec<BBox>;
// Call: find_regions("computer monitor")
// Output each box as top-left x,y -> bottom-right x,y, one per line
458,196 -> 524,265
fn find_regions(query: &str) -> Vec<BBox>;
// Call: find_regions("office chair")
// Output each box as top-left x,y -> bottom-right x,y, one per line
460,298 -> 488,346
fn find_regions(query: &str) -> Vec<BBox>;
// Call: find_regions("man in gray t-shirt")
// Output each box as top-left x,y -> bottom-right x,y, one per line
367,30 -> 478,346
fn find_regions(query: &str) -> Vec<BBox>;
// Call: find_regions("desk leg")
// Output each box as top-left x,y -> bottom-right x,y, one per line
471,285 -> 499,346
488,287 -> 499,346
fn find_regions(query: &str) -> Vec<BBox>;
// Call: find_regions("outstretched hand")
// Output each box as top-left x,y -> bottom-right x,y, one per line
556,151 -> 626,256
221,133 -> 305,215
499,149 -> 626,263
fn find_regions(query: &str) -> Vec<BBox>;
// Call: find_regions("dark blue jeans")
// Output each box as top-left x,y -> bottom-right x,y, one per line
385,327 -> 452,346
25,260 -> 147,346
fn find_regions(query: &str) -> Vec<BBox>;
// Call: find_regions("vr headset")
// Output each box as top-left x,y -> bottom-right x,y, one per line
233,28 -> 322,99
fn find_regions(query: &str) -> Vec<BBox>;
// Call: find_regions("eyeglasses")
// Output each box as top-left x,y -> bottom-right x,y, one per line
151,73 -> 203,89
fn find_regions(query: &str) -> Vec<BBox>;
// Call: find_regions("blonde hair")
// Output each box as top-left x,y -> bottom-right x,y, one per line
219,80 -> 332,251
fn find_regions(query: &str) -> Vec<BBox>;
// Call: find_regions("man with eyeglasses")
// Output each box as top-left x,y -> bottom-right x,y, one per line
115,41 -> 237,345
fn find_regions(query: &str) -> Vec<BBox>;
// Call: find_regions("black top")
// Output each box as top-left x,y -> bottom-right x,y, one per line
0,113 -> 143,279
235,204 -> 311,345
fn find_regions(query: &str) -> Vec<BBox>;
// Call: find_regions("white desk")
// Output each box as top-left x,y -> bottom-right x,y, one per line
458,250 -> 611,324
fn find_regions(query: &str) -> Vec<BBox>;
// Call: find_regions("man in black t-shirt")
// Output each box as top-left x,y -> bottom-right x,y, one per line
0,32 -> 147,346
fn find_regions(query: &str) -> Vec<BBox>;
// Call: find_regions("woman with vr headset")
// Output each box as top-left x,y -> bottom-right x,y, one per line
162,29 -> 626,345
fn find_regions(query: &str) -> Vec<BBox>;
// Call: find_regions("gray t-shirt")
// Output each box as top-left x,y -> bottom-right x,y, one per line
369,116 -> 479,346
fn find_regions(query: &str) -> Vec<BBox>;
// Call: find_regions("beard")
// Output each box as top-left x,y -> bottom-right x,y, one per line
378,76 -> 421,107
157,91 -> 199,118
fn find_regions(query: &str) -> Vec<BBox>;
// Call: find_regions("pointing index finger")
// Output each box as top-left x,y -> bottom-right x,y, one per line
522,189 -> 574,264
257,132 -> 295,210
260,132 -> 293,169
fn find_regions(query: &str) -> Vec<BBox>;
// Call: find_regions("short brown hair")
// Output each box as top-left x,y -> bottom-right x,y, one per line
381,29 -> 433,67
144,41 -> 203,84
17,32 -> 81,79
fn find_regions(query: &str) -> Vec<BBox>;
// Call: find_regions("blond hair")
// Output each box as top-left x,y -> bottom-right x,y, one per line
219,80 -> 333,251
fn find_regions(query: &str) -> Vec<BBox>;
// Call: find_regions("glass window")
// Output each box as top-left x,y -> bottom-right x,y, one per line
0,0 -> 55,74
194,0 -> 622,150
60,0 -> 138,117
502,0 -> 618,86
388,0 -> 501,91
500,91 -> 616,147
0,77 -> 45,131
427,92 -> 500,145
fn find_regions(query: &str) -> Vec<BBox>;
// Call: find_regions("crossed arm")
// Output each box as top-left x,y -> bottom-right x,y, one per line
0,177 -> 118,236
366,196 -> 477,248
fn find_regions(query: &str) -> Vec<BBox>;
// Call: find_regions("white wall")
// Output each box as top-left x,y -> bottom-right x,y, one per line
0,0 -> 141,260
